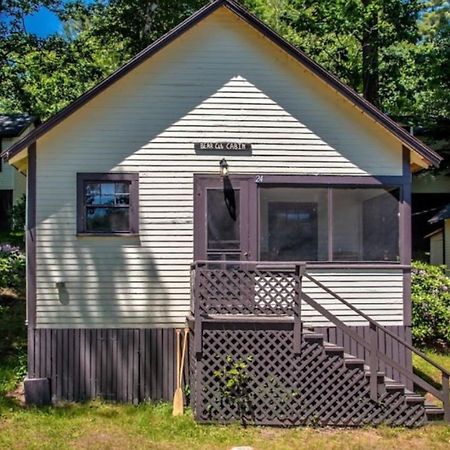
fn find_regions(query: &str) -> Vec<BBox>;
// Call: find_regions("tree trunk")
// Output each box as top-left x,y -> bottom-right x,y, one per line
362,0 -> 379,107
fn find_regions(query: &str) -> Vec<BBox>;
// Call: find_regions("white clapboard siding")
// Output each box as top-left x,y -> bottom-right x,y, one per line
302,270 -> 404,327
35,8 -> 404,328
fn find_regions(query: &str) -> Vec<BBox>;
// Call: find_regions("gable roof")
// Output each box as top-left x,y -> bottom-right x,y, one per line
0,114 -> 37,138
0,0 -> 442,167
429,203 -> 450,224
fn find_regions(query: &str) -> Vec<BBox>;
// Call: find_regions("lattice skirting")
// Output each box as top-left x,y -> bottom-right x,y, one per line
190,322 -> 426,427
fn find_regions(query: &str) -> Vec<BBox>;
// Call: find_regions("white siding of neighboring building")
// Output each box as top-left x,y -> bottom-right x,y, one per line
429,231 -> 444,266
1,133 -> 28,203
446,220 -> 450,271
34,7 -> 405,328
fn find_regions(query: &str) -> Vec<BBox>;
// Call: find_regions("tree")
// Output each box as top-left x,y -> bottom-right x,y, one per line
1,0 -> 448,128
245,0 -> 421,108
0,0 -> 209,118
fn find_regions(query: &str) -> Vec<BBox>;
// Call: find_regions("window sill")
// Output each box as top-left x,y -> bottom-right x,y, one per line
306,261 -> 408,269
76,232 -> 139,237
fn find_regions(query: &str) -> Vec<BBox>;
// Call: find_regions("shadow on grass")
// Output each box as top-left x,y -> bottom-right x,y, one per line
413,366 -> 442,393
412,350 -> 450,407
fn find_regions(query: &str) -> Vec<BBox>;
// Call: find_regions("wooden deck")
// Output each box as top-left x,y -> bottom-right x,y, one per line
189,261 -> 448,426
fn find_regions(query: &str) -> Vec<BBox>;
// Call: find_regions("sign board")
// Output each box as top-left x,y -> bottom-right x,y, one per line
194,142 -> 252,151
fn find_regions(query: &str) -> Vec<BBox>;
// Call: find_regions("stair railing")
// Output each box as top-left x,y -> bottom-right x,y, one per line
303,271 -> 450,421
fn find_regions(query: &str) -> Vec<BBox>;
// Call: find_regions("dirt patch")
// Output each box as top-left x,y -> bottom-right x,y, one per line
5,381 -> 25,406
72,430 -> 171,450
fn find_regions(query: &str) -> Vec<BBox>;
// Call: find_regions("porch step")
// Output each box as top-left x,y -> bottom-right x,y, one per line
363,371 -> 385,383
323,345 -> 345,356
425,405 -> 445,421
343,356 -> 365,370
385,382 -> 407,393
314,334 -> 432,424
303,332 -> 324,345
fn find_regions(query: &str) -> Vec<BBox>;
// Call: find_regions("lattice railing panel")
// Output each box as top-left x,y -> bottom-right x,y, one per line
194,266 -> 300,316
192,326 -> 427,427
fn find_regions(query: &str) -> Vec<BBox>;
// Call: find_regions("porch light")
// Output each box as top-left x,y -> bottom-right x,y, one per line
219,158 -> 229,177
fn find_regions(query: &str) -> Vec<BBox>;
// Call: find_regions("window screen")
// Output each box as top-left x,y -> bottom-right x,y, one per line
260,188 -> 328,261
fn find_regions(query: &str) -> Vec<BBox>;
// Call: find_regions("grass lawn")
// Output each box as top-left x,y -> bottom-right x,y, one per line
0,355 -> 450,450
1,295 -> 450,449
1,399 -> 450,450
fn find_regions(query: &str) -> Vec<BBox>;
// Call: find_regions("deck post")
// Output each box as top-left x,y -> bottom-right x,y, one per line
369,322 -> 378,402
443,372 -> 450,422
193,264 -> 203,357
293,264 -> 304,354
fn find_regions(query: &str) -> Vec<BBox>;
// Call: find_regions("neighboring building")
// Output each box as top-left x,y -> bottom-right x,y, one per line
410,120 -> 450,261
427,203 -> 450,268
0,114 -> 36,230
2,0 -> 448,426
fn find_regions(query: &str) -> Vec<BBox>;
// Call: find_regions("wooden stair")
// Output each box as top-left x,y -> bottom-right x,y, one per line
304,330 -> 445,423
190,261 -> 449,426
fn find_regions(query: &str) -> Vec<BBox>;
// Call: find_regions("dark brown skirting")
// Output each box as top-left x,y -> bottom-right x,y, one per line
28,325 -> 412,404
312,325 -> 413,388
28,328 -> 182,403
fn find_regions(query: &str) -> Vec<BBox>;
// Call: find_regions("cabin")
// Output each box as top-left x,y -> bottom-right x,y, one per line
2,0 -> 449,427
0,114 -> 36,230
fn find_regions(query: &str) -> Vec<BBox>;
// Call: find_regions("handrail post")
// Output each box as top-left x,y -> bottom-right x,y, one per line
193,264 -> 203,357
190,264 -> 195,316
369,322 -> 378,402
443,372 -> 450,422
293,264 -> 304,354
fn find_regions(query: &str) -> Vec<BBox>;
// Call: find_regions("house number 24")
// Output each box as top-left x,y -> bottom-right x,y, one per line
255,175 -> 264,183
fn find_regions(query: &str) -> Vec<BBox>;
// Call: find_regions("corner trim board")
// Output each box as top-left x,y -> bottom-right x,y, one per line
27,143 -> 37,377
401,146 -> 412,325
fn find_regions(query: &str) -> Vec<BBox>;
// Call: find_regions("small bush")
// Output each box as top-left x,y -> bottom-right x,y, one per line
411,261 -> 450,348
8,194 -> 26,233
0,245 -> 25,292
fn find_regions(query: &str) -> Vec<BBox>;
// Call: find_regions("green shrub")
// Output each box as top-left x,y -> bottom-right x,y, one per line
411,261 -> 450,348
8,195 -> 26,233
0,245 -> 25,292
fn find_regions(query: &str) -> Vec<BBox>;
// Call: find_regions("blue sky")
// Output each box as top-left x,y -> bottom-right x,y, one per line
23,7 -> 63,37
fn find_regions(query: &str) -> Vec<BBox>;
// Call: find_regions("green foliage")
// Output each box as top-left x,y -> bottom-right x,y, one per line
0,292 -> 26,399
411,260 -> 450,348
8,195 -> 26,234
0,246 -> 26,292
0,0 -> 207,118
1,0 -> 449,128
214,355 -> 253,425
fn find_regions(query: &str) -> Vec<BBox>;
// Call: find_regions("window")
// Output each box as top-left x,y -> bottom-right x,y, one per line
333,188 -> 399,261
260,188 -> 328,261
77,173 -> 139,235
206,187 -> 241,261
259,186 -> 400,262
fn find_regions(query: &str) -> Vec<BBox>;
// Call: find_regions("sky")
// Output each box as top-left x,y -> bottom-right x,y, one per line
24,7 -> 63,37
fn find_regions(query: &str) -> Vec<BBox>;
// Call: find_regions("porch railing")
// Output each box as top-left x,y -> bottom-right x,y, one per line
190,260 -> 450,421
190,260 -> 304,353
